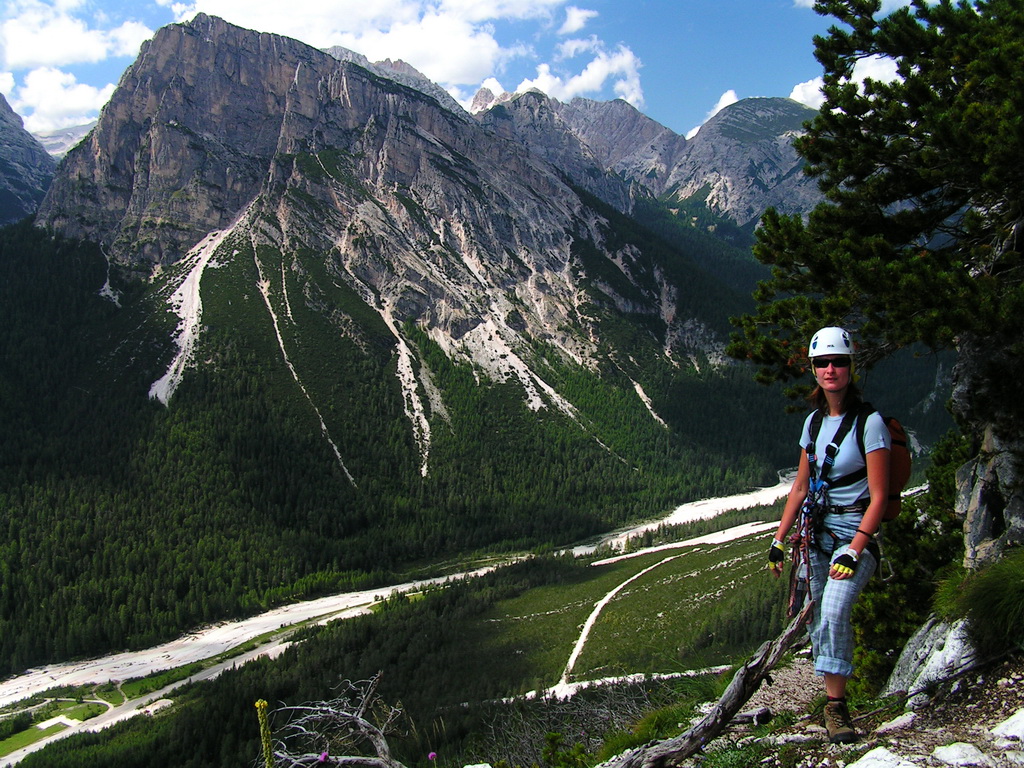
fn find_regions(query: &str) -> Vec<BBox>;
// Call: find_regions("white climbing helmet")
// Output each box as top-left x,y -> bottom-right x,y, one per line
808,327 -> 853,357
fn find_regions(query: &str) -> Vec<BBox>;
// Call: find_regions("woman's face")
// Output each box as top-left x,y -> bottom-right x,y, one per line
813,355 -> 852,393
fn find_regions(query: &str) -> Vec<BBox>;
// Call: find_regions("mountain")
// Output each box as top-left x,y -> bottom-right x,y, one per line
5,13 -> 795,673
34,13 -> 754,386
4,14 -> 949,675
0,94 -> 56,225
474,90 -> 636,212
322,46 -> 468,116
472,91 -> 819,228
552,96 -> 690,194
31,121 -> 96,158
663,97 -> 820,227
470,91 -> 690,198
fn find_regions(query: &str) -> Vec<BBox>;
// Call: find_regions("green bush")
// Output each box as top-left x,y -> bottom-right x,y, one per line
939,547 -> 1024,659
850,429 -> 968,696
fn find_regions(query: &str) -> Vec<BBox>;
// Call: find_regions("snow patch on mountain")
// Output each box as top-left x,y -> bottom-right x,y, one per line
394,329 -> 433,478
632,380 -> 668,427
149,226 -> 233,405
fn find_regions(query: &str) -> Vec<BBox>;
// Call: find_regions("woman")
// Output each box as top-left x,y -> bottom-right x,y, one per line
767,326 -> 890,744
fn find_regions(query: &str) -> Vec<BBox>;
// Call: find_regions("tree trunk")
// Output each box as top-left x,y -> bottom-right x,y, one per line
951,334 -> 1024,571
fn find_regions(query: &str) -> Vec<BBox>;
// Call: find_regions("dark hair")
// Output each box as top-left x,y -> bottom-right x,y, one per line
808,381 -> 863,414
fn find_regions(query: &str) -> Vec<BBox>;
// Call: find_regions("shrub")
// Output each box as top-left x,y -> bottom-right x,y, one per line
940,547 -> 1024,659
850,429 -> 968,696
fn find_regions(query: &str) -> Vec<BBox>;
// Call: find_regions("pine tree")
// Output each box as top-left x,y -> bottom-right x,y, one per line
730,0 -> 1024,436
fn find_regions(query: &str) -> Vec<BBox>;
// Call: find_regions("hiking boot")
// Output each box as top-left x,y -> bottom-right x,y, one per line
823,699 -> 859,744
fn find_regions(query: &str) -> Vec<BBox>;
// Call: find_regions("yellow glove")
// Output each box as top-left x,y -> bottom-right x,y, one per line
831,548 -> 859,578
767,538 -> 785,573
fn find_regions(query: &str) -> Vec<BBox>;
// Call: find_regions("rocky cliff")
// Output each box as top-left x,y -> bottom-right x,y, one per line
552,96 -> 689,194
36,13 -> 737,419
663,98 -> 820,227
473,92 -> 820,228
0,94 -> 56,225
37,15 -> 327,268
475,91 -> 636,212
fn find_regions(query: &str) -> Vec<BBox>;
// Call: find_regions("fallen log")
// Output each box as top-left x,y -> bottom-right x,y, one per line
597,603 -> 813,768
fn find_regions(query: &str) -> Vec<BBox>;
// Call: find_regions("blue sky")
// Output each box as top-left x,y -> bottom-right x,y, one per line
0,0 -> 907,137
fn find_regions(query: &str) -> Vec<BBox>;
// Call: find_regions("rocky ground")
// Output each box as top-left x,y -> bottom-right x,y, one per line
695,649 -> 1024,767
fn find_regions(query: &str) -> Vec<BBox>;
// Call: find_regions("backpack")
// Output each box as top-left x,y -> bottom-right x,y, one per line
807,402 -> 912,521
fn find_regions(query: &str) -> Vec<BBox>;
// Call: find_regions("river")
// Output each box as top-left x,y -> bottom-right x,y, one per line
0,476 -> 791,723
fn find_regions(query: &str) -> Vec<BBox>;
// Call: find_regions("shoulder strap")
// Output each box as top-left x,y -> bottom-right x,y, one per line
809,408 -> 860,486
807,410 -> 824,451
806,410 -> 824,482
829,403 -> 877,490
855,401 -> 875,458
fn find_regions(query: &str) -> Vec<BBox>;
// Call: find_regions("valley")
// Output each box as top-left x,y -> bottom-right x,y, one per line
0,480 -> 789,765
1,8 -> 1003,767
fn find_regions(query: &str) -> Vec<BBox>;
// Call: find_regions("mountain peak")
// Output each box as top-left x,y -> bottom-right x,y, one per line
470,86 -> 512,113
664,97 -> 819,226
322,45 -> 467,115
698,97 -> 817,143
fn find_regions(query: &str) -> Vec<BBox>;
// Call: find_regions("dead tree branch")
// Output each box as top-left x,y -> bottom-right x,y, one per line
258,673 -> 410,768
596,604 -> 812,768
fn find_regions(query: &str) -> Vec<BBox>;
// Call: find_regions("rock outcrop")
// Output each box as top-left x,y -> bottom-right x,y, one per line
322,46 -> 469,117
950,333 -> 1024,570
475,90 -> 635,212
883,617 -> 977,705
956,429 -> 1024,571
37,14 -> 327,267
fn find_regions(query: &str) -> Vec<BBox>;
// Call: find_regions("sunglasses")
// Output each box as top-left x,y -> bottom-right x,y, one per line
812,356 -> 852,369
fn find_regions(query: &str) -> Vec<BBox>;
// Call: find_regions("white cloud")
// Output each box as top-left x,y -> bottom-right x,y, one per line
0,2 -> 153,70
170,0 -> 421,42
559,6 -> 597,35
169,0 -> 564,45
11,66 -> 115,132
879,0 -> 914,12
516,42 -> 642,106
164,1 -> 562,90
480,76 -> 506,95
790,77 -> 824,110
108,20 -> 155,58
710,89 -> 738,116
685,89 -> 738,139
335,11 -> 505,86
2,0 -> 643,133
794,0 -> 911,9
438,0 -> 566,24
0,72 -> 14,97
852,53 -> 899,84
2,10 -> 109,68
788,53 -> 898,113
556,35 -> 600,60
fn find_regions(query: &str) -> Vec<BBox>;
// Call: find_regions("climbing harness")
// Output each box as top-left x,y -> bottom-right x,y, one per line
787,408 -> 860,618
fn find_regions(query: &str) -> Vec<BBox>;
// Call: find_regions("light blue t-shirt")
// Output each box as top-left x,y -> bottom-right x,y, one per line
800,409 -> 891,506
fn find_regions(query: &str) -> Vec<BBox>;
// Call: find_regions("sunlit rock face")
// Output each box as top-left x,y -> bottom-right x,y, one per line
38,14 -> 732,391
